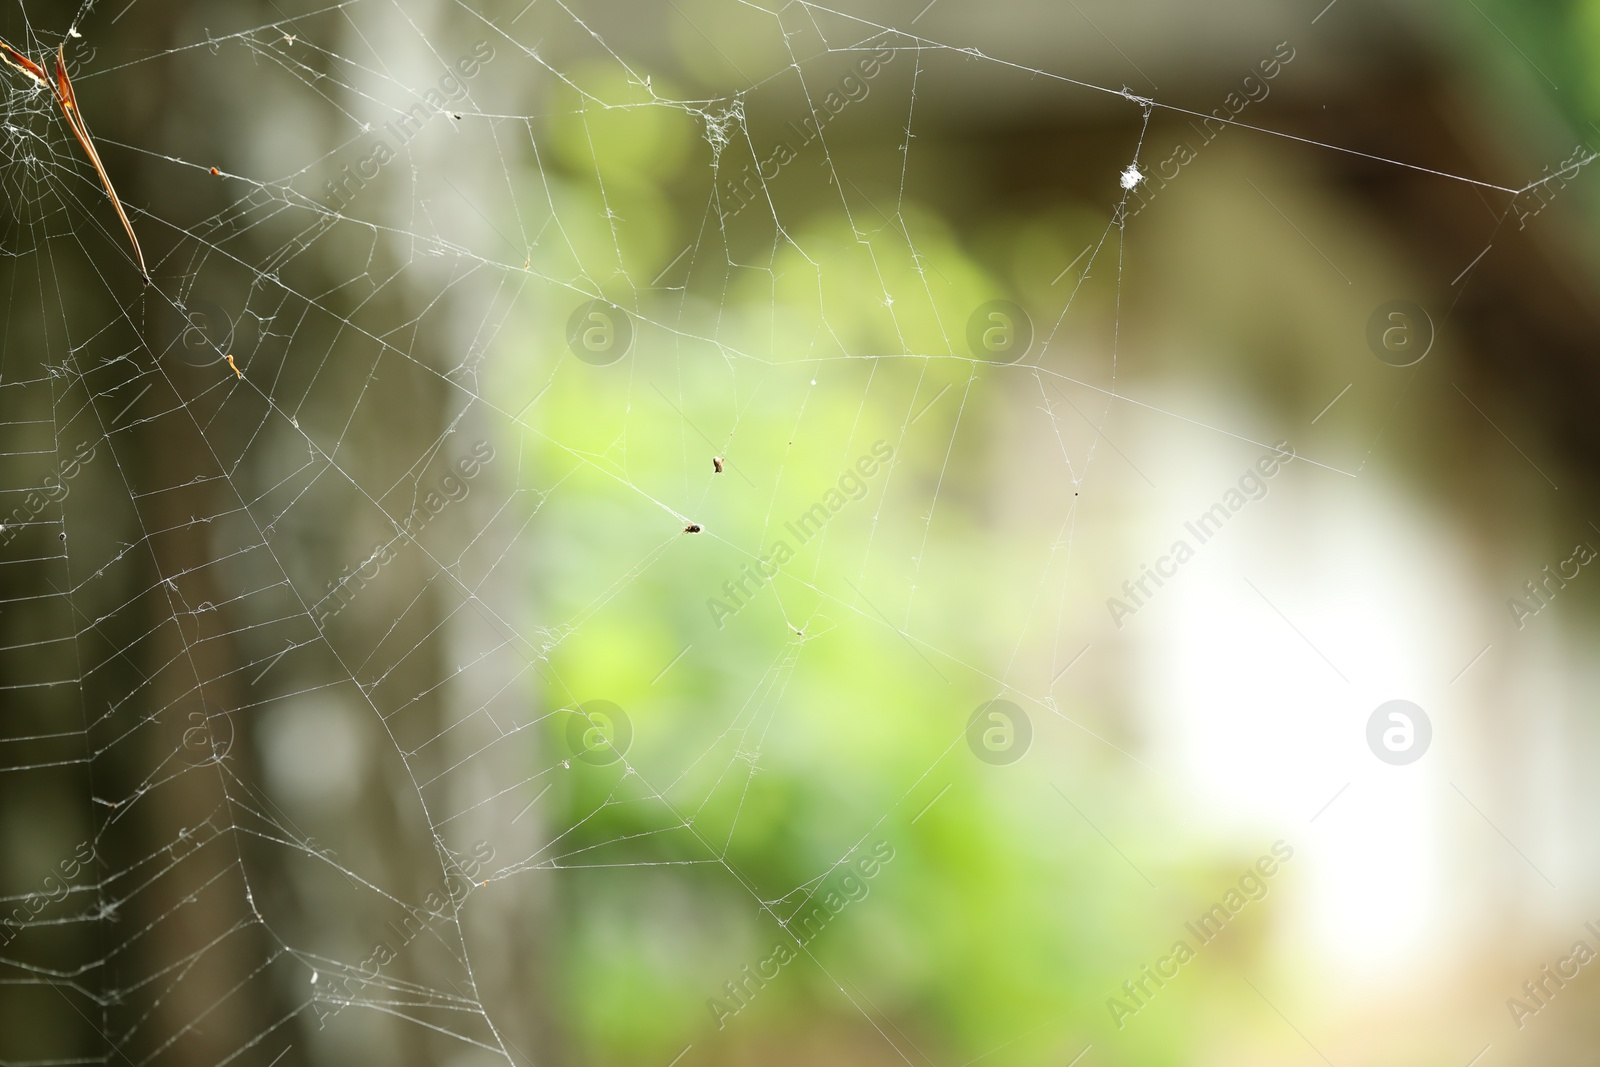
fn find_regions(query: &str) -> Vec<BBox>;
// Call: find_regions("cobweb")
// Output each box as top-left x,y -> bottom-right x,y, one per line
0,0 -> 1574,1064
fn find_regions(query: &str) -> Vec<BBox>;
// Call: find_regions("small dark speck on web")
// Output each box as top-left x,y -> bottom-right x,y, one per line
684,524 -> 702,533
58,532 -> 66,541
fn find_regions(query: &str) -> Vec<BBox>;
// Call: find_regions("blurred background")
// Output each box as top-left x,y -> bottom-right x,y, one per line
2,0 -> 1599,1063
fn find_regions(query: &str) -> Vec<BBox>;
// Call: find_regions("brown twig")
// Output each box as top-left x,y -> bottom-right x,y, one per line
0,38 -> 49,88
53,43 -> 148,283
2,37 -> 149,282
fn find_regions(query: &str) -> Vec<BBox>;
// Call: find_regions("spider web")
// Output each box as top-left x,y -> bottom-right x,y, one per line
0,0 -> 1579,1064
